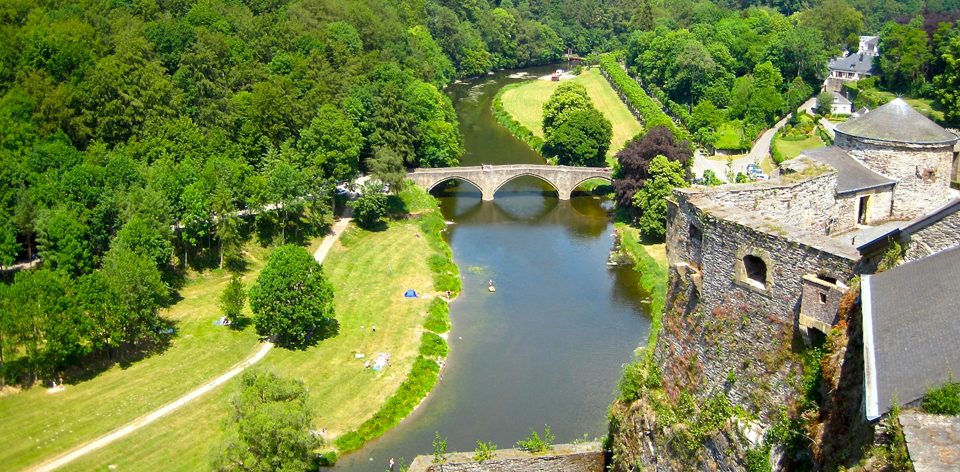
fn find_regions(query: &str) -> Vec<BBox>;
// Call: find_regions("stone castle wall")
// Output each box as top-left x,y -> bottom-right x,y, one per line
668,189 -> 859,324
903,203 -> 960,261
836,133 -> 954,217
676,171 -> 838,235
834,186 -> 894,234
408,443 -> 605,472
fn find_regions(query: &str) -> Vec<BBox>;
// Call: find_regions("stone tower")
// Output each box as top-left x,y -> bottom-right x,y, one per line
834,98 -> 958,217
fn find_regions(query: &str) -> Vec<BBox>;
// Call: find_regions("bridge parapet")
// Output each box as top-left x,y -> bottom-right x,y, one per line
408,165 -> 613,200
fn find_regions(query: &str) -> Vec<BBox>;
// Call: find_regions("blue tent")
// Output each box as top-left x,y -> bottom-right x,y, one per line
404,289 -> 418,298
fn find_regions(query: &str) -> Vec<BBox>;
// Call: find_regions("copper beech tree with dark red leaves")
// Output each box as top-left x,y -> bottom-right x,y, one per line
612,125 -> 693,219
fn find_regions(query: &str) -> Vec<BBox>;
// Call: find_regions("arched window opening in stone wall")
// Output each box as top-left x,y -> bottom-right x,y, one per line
743,255 -> 767,289
689,223 -> 703,244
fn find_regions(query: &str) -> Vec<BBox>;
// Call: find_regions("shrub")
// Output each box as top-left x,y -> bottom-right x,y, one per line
474,440 -> 498,462
924,380 -> 960,414
419,332 -> 449,358
516,426 -> 555,453
771,131 -> 785,164
424,298 -> 451,333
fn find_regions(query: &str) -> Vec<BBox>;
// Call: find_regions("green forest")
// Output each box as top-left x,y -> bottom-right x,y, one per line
1,0 -> 960,389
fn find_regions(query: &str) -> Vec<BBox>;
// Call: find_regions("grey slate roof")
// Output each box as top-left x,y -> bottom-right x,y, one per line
828,53 -> 875,74
862,244 -> 960,420
835,98 -> 959,144
801,146 -> 894,194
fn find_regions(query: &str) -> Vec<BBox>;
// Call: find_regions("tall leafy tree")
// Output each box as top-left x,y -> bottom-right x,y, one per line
113,216 -> 173,270
879,18 -> 934,95
298,105 -> 363,183
0,219 -> 20,270
74,34 -> 177,146
545,108 -> 612,167
249,245 -> 335,349
634,156 -> 688,239
213,370 -> 321,472
368,147 -> 408,193
935,34 -> 960,121
541,82 -> 591,138
102,245 -> 169,349
6,268 -> 75,384
352,182 -> 389,229
211,185 -> 241,270
36,205 -> 93,277
797,0 -> 865,51
180,182 -> 210,265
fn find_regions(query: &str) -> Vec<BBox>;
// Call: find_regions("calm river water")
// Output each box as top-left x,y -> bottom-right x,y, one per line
335,65 -> 652,471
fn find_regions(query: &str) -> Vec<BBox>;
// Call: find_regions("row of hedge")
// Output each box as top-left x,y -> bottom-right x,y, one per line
771,130 -> 785,164
419,208 -> 462,296
598,53 -> 688,141
492,82 -> 546,154
648,84 -> 693,134
817,124 -> 834,146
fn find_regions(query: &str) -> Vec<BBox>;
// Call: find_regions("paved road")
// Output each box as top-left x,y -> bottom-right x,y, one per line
692,97 -> 818,182
28,216 -> 354,472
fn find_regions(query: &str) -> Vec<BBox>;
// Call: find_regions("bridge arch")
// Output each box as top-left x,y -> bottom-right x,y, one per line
424,175 -> 484,194
569,175 -> 614,191
490,172 -> 561,198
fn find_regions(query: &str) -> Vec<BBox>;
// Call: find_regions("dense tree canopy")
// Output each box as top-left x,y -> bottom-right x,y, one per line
546,108 -> 613,167
249,245 -> 335,349
214,370 -> 320,472
542,83 -> 612,167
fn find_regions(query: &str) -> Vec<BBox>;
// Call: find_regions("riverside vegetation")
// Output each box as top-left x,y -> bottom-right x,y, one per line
7,186 -> 459,470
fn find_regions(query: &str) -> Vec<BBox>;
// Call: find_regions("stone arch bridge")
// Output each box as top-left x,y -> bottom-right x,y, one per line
407,165 -> 613,201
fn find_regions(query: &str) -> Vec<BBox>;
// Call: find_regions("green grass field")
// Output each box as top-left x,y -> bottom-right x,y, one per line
775,135 -> 825,160
714,122 -> 745,150
499,68 -> 642,164
0,255 -> 267,470
54,220 -> 439,470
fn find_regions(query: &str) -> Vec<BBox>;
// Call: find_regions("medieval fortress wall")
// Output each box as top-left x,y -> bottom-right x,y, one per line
680,169 -> 839,235
902,204 -> 960,261
668,178 -> 859,327
837,132 -> 955,217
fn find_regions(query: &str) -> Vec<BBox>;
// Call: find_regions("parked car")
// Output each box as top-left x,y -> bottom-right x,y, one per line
754,173 -> 769,181
746,164 -> 761,175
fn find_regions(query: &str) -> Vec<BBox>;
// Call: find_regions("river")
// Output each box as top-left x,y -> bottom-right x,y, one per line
335,64 -> 652,471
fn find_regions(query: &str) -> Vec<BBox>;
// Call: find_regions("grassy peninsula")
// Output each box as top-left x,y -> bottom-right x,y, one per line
498,68 -> 643,165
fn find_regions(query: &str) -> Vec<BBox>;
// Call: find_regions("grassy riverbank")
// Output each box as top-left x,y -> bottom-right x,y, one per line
499,68 -> 643,165
615,224 -> 667,359
9,187 -> 454,470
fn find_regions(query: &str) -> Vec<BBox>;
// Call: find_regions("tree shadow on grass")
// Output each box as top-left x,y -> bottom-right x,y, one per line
355,219 -> 389,233
386,194 -> 409,219
273,318 -> 340,351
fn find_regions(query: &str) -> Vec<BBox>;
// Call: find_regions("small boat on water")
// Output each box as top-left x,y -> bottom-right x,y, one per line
488,280 -> 496,292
